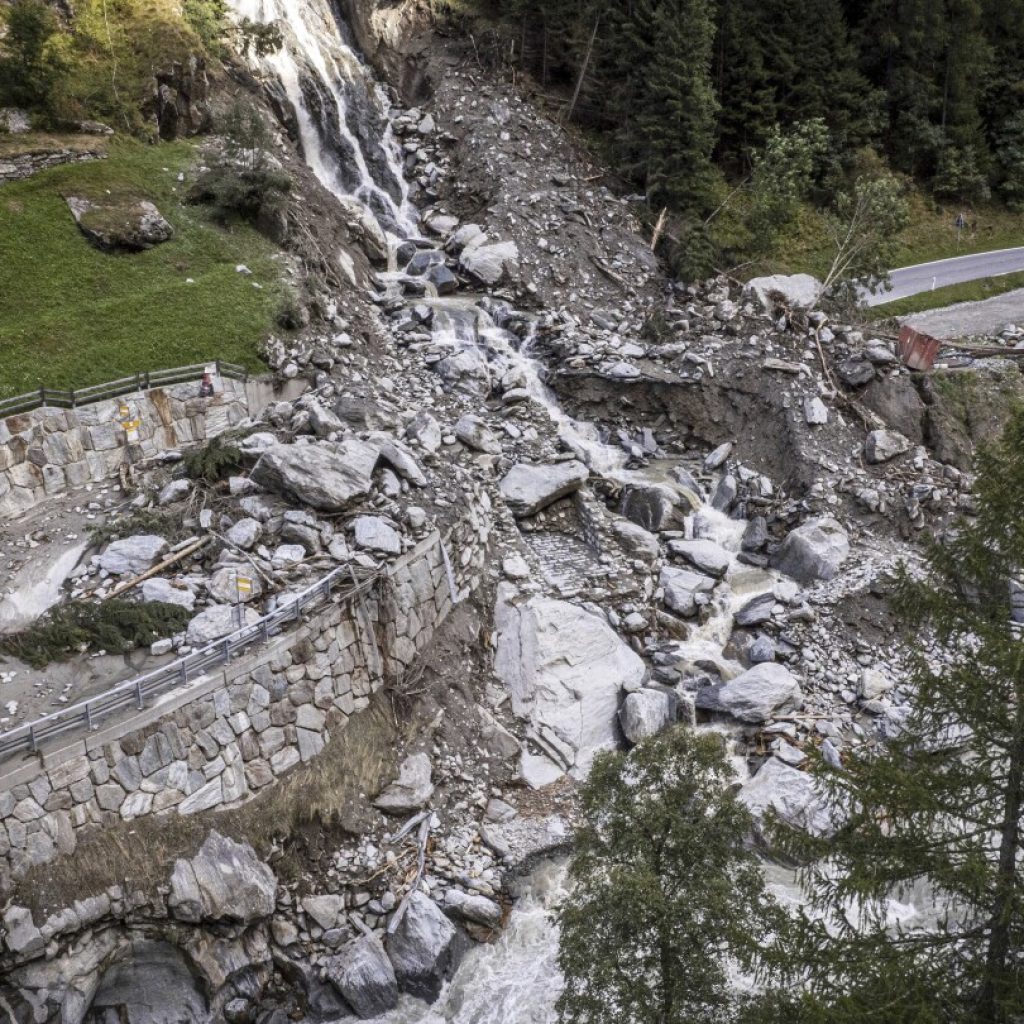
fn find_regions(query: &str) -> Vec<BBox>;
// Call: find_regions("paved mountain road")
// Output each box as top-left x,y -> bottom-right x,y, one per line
862,245 -> 1024,307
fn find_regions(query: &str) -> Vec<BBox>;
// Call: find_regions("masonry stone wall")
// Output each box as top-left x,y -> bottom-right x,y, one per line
0,380 -> 249,519
0,148 -> 105,185
0,487 -> 492,891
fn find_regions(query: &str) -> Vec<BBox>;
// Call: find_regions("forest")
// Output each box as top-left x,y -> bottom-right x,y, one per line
463,0 -> 1024,276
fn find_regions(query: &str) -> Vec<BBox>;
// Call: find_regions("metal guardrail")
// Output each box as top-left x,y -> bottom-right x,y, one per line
0,562 -> 382,761
0,361 -> 250,419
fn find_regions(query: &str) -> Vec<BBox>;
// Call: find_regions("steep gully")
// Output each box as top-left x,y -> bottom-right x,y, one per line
227,3 -> 928,1019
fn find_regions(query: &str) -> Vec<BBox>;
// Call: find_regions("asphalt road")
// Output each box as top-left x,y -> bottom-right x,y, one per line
862,245 -> 1024,307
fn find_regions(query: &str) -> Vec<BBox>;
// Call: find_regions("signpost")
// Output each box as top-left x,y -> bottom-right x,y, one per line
235,574 -> 252,626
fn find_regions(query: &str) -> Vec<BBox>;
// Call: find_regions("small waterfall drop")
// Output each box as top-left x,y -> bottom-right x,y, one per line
229,0 -> 417,235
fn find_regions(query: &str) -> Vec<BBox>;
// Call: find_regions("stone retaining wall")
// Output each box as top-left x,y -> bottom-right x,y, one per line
0,379 -> 249,519
0,487 -> 492,889
0,148 -> 105,184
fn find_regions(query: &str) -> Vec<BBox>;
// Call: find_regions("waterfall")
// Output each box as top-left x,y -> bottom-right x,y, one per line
228,0 -> 417,236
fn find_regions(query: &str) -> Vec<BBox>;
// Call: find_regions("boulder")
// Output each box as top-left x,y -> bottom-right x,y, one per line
459,240 -> 519,285
373,753 -> 434,813
98,535 -> 169,576
734,592 -> 775,627
444,889 -> 502,927
744,273 -> 822,311
208,567 -> 263,604
302,894 -> 346,930
499,461 -> 588,517
66,195 -> 173,252
406,411 -> 442,453
185,605 -> 258,646
770,517 -> 850,583
660,565 -> 715,617
325,933 -> 399,1019
738,757 -> 837,837
158,479 -> 192,505
168,831 -> 276,924
2,905 -> 43,956
611,520 -> 660,561
864,429 -> 912,464
667,538 -> 731,578
140,577 -> 195,611
352,516 -> 402,555
619,688 -> 675,744
226,517 -> 262,550
695,663 -> 802,724
454,414 -> 500,454
494,589 -> 646,782
376,438 -> 428,487
251,440 -> 379,512
386,892 -> 459,1000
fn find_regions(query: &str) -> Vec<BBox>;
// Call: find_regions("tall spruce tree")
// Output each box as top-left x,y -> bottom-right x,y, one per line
774,407 -> 1024,1023
633,0 -> 720,212
556,727 -> 785,1024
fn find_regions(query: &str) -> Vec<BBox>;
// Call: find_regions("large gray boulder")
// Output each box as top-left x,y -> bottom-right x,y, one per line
619,688 -> 675,744
251,440 -> 379,512
66,195 -> 173,252
98,535 -> 169,576
459,240 -> 519,285
660,565 -> 716,617
140,577 -> 196,610
494,587 -> 646,786
770,517 -> 850,583
325,933 -> 399,1019
373,753 -> 434,813
744,273 -> 822,311
667,538 -> 731,578
185,605 -> 258,646
454,414 -> 500,454
168,831 -> 276,924
352,515 -> 402,555
695,663 -> 802,724
386,892 -> 459,1000
739,757 -> 837,837
499,460 -> 588,517
864,429 -> 912,464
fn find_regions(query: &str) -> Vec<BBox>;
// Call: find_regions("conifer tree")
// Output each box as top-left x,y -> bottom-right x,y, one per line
633,0 -> 720,213
556,727 -> 785,1024
774,407 -> 1024,1023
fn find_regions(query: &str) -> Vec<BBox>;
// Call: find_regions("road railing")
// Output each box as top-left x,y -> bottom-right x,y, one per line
0,361 -> 250,419
0,562 -> 381,762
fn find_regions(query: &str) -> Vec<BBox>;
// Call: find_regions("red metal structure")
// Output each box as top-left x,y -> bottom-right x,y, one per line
898,326 -> 942,371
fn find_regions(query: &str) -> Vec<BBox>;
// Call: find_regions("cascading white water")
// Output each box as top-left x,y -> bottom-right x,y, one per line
377,861 -> 568,1024
228,0 -> 417,236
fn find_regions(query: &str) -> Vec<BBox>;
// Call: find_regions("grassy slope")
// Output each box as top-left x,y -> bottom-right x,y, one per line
0,138 -> 285,398
765,192 -> 1024,282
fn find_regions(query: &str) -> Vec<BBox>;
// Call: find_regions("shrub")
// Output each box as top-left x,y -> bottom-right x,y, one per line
188,102 -> 291,231
0,600 -> 191,668
0,0 -> 65,117
182,434 -> 242,483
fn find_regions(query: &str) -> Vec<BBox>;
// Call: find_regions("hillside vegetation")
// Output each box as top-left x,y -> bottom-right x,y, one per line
457,0 -> 1024,283
0,139 -> 284,397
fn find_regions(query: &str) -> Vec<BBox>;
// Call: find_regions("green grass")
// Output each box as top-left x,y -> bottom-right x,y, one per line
871,270 -> 1024,318
750,190 -> 1024,282
0,137 -> 286,398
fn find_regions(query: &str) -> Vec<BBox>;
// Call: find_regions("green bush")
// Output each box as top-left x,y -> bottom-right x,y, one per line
0,600 -> 191,668
188,103 -> 291,231
182,434 -> 242,483
0,0 -> 65,118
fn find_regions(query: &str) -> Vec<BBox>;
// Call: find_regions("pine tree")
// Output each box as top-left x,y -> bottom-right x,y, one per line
556,727 -> 786,1024
633,0 -> 720,213
775,408 -> 1024,1023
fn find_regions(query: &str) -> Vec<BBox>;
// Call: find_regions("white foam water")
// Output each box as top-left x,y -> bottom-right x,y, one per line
228,0 -> 416,235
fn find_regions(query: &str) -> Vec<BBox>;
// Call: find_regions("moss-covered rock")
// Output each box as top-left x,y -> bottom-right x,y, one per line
65,194 -> 173,252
